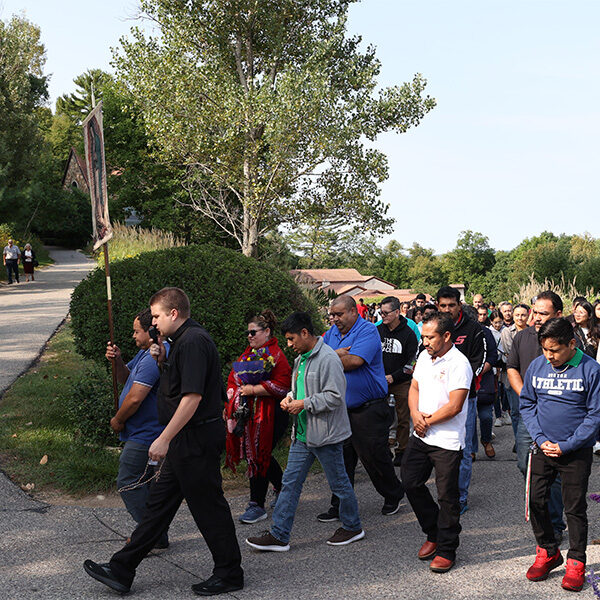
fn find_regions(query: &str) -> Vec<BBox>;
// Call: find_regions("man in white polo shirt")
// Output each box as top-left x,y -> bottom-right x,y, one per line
400,312 -> 473,573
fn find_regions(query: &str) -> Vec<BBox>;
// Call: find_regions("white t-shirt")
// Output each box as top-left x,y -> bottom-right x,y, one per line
412,345 -> 473,451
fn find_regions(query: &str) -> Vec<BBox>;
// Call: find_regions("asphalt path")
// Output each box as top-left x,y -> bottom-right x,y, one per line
1,251 -> 600,598
0,247 -> 94,396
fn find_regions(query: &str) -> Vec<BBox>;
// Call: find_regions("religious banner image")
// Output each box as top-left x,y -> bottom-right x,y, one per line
83,102 -> 113,250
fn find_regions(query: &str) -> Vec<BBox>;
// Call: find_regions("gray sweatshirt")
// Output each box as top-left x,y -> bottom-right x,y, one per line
291,337 -> 351,447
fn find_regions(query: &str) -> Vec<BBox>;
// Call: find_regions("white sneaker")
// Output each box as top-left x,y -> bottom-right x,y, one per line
494,418 -> 503,427
594,442 -> 600,455
501,412 -> 512,425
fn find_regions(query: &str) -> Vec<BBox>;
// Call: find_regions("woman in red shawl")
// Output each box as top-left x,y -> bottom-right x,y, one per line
225,310 -> 291,524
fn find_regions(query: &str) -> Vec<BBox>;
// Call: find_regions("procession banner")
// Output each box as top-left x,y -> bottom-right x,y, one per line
83,102 -> 113,250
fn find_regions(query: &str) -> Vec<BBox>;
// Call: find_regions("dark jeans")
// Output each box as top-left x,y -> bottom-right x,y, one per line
331,399 -> 404,510
529,446 -> 593,563
109,421 -> 243,587
493,383 -> 510,419
5,259 -> 18,283
117,441 -> 168,546
517,418 -> 566,532
249,407 -> 288,507
401,436 -> 463,561
472,395 -> 494,451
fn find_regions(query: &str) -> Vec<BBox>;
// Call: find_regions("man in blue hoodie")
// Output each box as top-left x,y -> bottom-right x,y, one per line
520,317 -> 600,592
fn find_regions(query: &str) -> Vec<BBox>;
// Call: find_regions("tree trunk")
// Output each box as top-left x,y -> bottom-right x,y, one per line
242,207 -> 259,257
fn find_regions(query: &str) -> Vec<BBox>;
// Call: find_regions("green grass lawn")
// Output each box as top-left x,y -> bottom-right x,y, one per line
0,322 -> 119,495
0,321 -> 311,498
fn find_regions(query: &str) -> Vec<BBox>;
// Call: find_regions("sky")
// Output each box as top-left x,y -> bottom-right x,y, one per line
2,0 -> 599,254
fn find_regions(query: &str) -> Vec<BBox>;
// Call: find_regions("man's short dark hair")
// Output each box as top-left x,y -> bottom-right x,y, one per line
381,296 -> 401,311
538,317 -> 575,346
416,293 -> 426,300
423,303 -> 437,314
536,290 -> 563,314
150,287 -> 191,318
423,311 -> 454,336
281,312 -> 315,336
436,286 -> 461,303
136,307 -> 153,332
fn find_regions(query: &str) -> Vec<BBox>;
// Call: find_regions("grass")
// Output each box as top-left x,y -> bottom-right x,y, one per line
0,320 -> 315,498
0,321 -> 119,496
92,222 -> 185,266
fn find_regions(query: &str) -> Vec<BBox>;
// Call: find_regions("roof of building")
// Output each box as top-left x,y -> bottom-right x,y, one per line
61,147 -> 89,188
291,268 -> 366,282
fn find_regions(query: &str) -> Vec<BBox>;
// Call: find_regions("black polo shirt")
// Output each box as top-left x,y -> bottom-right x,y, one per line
506,326 -> 540,379
157,319 -> 225,427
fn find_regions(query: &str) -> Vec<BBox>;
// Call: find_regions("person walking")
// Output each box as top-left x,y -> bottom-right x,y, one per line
246,312 -> 364,552
401,312 -> 473,573
318,295 -> 404,522
83,287 -> 243,596
105,308 -> 170,549
22,243 -> 36,282
3,239 -> 20,284
520,318 -> 600,592
377,296 -> 419,466
225,310 -> 291,524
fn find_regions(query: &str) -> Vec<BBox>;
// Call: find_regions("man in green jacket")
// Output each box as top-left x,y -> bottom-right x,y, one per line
246,312 -> 364,552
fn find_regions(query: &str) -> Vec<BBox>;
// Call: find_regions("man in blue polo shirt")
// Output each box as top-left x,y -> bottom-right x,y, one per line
317,295 -> 404,522
520,317 -> 600,592
105,308 -> 169,549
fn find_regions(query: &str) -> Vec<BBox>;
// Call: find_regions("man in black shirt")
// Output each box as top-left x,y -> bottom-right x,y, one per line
507,290 -> 566,540
377,296 -> 418,466
84,288 -> 243,596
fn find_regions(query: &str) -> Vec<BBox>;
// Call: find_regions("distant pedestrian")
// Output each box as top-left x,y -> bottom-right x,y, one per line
22,243 -> 36,282
3,239 -> 20,284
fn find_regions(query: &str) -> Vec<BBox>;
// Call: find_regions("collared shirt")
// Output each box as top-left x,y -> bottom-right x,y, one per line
158,319 -> 225,426
323,317 -> 387,409
3,245 -> 20,260
119,346 -> 168,445
412,345 -> 473,451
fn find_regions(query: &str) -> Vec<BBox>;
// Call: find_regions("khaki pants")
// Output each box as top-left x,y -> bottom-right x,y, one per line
387,380 -> 411,452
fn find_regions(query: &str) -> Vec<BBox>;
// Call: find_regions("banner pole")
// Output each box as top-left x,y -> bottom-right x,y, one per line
103,241 -> 119,410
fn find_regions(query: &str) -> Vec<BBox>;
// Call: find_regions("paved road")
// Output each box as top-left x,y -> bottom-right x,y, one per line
1,252 -> 600,597
0,248 -> 94,396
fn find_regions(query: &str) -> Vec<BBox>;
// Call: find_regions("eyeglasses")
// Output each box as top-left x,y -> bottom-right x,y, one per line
380,310 -> 398,317
246,328 -> 264,337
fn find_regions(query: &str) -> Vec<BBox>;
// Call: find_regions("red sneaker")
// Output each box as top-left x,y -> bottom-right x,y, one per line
562,558 -> 585,592
526,546 -> 564,581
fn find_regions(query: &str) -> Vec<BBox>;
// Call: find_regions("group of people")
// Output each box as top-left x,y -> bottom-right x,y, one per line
83,284 -> 600,596
2,239 -> 37,283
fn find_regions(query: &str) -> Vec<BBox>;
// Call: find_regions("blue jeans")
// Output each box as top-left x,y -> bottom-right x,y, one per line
271,440 -> 361,544
472,401 -> 494,452
505,385 -> 520,440
117,441 -> 169,544
459,397 -> 477,504
516,418 -> 566,533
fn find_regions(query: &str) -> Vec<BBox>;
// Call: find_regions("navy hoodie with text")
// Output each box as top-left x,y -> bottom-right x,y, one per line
520,348 -> 600,454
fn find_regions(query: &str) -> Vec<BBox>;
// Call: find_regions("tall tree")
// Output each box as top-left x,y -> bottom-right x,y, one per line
114,0 -> 436,256
0,15 -> 48,191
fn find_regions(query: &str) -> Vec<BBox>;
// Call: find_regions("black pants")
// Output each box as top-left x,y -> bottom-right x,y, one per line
401,436 -> 463,561
331,399 -> 404,510
5,259 -> 18,283
249,407 -> 289,507
529,446 -> 593,563
109,421 -> 243,586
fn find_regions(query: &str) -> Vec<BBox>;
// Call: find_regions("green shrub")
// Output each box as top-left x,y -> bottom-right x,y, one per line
64,364 -> 117,446
70,244 -> 323,370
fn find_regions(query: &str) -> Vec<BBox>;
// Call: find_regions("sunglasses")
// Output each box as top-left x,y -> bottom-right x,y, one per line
246,328 -> 264,337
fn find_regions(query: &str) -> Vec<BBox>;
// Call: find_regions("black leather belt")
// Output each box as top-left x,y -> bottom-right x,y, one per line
348,397 -> 386,412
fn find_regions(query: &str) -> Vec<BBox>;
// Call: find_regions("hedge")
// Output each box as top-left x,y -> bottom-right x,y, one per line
70,244 -> 323,370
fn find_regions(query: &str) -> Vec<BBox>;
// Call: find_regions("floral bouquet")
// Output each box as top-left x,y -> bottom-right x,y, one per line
230,348 -> 276,436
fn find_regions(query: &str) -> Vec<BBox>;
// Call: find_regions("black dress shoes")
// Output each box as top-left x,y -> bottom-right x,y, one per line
83,560 -> 131,593
192,574 -> 244,596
